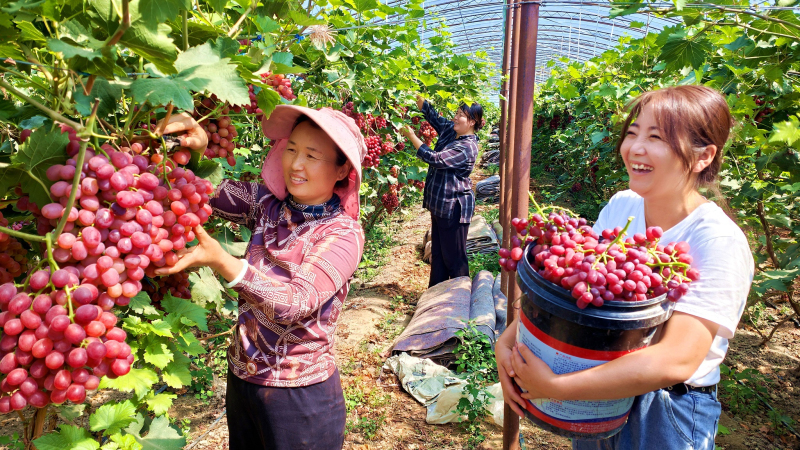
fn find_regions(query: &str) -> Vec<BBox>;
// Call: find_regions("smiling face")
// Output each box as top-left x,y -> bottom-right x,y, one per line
452,109 -> 476,136
620,103 -> 696,201
282,121 -> 351,205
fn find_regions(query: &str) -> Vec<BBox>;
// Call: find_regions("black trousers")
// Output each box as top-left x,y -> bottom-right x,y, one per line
429,201 -> 470,287
226,368 -> 346,450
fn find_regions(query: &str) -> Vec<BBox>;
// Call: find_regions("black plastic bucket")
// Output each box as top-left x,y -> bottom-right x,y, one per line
513,243 -> 675,440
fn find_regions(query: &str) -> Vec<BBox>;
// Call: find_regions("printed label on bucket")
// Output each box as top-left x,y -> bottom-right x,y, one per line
516,314 -> 637,434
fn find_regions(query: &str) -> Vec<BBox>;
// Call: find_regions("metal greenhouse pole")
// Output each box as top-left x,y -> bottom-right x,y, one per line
502,1 -> 540,449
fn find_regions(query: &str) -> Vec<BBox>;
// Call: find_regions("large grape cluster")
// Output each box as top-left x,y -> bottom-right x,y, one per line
381,191 -> 399,215
499,206 -> 698,309
341,102 -> 401,169
0,131 -> 215,411
0,213 -> 27,284
416,121 -> 437,147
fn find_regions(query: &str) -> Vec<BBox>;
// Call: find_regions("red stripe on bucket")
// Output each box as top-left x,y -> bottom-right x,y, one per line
520,313 -> 643,361
514,384 -> 631,434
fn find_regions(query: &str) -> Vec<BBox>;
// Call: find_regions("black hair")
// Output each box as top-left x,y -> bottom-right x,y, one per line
457,102 -> 484,133
292,115 -> 350,188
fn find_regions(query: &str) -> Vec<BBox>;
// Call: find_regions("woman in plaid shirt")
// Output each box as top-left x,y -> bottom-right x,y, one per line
401,96 -> 484,287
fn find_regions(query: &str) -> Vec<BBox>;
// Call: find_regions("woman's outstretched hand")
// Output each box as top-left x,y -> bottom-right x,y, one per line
154,225 -> 245,286
156,112 -> 208,152
495,321 -> 528,417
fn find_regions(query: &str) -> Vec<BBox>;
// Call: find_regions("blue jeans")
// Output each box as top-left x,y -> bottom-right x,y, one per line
572,388 -> 721,450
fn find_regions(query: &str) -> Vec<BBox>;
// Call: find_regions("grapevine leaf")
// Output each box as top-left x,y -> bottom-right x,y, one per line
271,51 -> 307,74
175,43 -> 250,106
143,341 -> 174,368
254,15 -> 280,33
0,98 -> 19,120
147,320 -> 174,337
18,115 -> 47,129
129,77 -> 195,111
74,78 -> 125,117
101,433 -> 142,450
47,38 -> 102,60
89,400 -> 138,436
256,87 -> 281,120
161,352 -> 192,388
188,267 -> 224,310
139,0 -> 190,28
145,392 -> 177,416
126,415 -> 186,450
175,331 -> 206,356
192,159 -> 224,186
769,116 -> 800,146
205,0 -> 227,13
209,36 -> 240,58
0,164 -> 26,201
214,227 -> 248,256
99,368 -> 159,399
15,21 -> 46,42
11,126 -> 70,207
60,20 -> 105,49
56,404 -> 86,422
0,43 -> 26,61
129,291 -> 161,317
658,33 -> 711,70
33,425 -> 99,450
162,293 -> 209,331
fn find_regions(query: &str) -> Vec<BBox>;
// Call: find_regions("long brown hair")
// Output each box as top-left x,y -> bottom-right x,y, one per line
616,86 -> 734,192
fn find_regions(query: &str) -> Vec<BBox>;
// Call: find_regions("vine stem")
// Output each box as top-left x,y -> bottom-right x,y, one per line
591,216 -> 634,270
227,1 -> 255,38
156,102 -> 174,137
0,79 -> 82,132
182,10 -> 189,51
0,225 -> 45,243
52,100 -> 100,238
44,233 -> 59,274
104,0 -> 131,47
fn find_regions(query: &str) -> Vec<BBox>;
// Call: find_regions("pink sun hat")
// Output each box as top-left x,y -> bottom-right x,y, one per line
260,105 -> 367,220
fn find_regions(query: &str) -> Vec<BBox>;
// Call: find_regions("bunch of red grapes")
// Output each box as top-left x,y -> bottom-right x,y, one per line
0,213 -> 27,284
381,188 -> 399,215
143,272 -> 191,305
193,97 -> 241,166
244,85 -> 264,121
499,208 -> 699,309
411,117 -> 437,147
0,125 -> 215,411
341,102 -> 401,169
260,72 -> 296,101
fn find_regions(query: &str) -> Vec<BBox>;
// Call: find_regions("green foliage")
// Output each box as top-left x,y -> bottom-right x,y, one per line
468,252 -> 500,279
531,3 -> 800,307
719,364 -> 770,416
453,321 -> 499,447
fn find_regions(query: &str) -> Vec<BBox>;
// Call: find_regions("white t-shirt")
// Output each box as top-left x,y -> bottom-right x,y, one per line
592,190 -> 754,386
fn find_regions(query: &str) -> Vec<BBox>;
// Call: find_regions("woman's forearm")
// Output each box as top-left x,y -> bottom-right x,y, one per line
209,252 -> 245,283
407,132 -> 424,150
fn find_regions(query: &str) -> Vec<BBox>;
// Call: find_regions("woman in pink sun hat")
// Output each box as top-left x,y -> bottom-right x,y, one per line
156,106 -> 366,450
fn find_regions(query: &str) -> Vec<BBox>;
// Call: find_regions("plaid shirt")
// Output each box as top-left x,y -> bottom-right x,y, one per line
417,101 -> 478,223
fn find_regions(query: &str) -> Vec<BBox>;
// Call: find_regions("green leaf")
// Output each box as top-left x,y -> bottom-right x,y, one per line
192,159 -> 224,185
126,415 -> 186,450
129,291 -> 161,316
254,15 -> 280,33
129,78 -> 195,111
175,332 -> 206,356
271,52 -> 306,74
175,42 -> 250,106
209,36 -> 240,58
90,400 -> 138,436
99,368 -> 159,399
672,0 -> 686,11
256,86 -> 281,120
417,73 -> 437,87
139,0 -> 190,28
47,39 -> 102,60
145,392 -> 177,416
769,116 -> 800,146
213,226 -> 248,257
74,78 -> 125,117
162,293 -> 208,331
161,352 -> 192,388
205,0 -> 227,12
143,341 -> 174,369
10,126 -> 70,207
33,425 -> 99,450
146,320 -> 174,337
658,32 -> 711,70
57,404 -> 86,422
15,21 -> 46,42
102,433 -> 142,450
0,98 -> 18,120
19,116 -> 47,130
188,267 -> 224,310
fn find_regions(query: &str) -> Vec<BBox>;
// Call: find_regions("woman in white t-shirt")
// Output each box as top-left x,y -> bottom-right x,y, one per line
495,85 -> 754,450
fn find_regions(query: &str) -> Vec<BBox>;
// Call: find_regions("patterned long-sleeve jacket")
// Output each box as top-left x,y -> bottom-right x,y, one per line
210,180 -> 364,387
